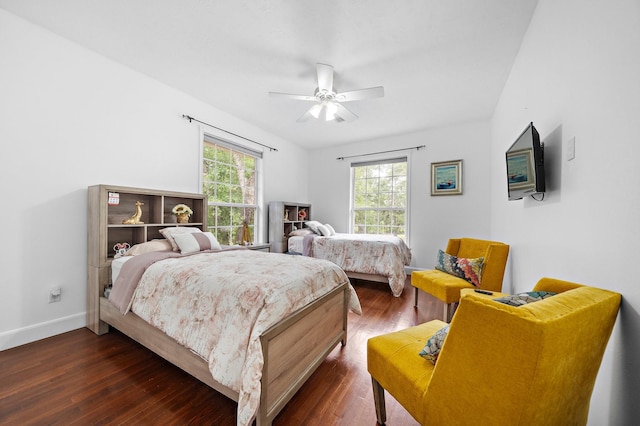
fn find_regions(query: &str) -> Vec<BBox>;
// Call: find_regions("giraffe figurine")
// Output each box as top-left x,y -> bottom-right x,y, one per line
122,201 -> 144,224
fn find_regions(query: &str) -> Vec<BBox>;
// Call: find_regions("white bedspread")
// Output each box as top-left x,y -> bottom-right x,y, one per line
300,233 -> 412,297
127,250 -> 361,426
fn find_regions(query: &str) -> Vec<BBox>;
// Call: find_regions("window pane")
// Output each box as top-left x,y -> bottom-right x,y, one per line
366,178 -> 379,193
203,145 -> 216,160
367,192 -> 379,208
216,184 -> 230,202
231,185 -> 243,203
393,162 -> 407,175
379,192 -> 392,208
394,192 -> 406,208
379,163 -> 393,177
354,193 -> 367,208
379,176 -> 393,192
366,165 -> 379,178
217,228 -> 232,245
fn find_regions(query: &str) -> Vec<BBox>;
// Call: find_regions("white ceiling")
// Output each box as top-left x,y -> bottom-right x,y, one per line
0,0 -> 538,149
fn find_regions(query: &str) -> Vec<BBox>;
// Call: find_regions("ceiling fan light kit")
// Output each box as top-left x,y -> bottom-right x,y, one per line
269,63 -> 384,123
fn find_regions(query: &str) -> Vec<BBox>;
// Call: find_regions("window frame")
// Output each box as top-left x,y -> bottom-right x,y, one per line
349,156 -> 410,243
199,131 -> 264,246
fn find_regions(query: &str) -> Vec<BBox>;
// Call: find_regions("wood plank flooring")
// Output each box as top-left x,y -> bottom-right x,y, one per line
0,279 -> 439,425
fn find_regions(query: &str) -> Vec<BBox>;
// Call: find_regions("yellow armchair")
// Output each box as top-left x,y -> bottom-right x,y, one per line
367,278 -> 621,425
412,238 -> 510,321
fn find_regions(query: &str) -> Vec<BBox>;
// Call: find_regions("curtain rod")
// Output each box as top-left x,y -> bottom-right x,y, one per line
337,145 -> 425,160
182,114 -> 278,152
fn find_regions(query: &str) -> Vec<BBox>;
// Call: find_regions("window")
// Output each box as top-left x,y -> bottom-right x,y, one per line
351,157 -> 407,240
201,135 -> 261,245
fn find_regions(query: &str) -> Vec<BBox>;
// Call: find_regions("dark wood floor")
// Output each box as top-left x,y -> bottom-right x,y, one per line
0,279 -> 439,425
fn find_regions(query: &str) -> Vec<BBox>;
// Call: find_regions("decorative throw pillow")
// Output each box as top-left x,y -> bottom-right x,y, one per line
493,291 -> 557,307
289,228 -> 315,237
304,220 -> 322,234
325,223 -> 336,235
435,249 -> 484,287
419,324 -> 450,363
159,227 -> 202,251
173,231 -> 222,254
125,239 -> 173,256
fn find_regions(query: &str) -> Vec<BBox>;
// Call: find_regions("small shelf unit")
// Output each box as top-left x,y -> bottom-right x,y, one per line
268,201 -> 311,253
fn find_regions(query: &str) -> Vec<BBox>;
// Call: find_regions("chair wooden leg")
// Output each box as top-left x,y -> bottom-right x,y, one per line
414,287 -> 419,307
444,302 -> 459,322
371,376 -> 387,425
444,303 -> 453,322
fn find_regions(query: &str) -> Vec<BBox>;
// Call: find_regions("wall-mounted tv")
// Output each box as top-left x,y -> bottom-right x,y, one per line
506,122 -> 545,200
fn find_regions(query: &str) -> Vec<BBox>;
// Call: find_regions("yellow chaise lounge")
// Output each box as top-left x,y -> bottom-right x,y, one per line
367,277 -> 621,426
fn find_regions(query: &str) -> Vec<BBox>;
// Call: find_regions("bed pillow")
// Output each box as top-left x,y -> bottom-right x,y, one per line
325,224 -> 336,236
159,227 -> 203,251
435,249 -> 484,287
125,239 -> 173,256
317,224 -> 332,236
173,231 -> 222,254
419,324 -> 450,363
304,220 -> 322,234
289,228 -> 315,237
493,291 -> 557,307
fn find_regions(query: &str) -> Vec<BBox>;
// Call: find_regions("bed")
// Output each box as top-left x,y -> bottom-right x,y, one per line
95,239 -> 361,426
288,229 -> 412,297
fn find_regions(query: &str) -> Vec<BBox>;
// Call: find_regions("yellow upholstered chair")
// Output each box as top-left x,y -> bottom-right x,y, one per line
412,238 -> 509,321
367,278 -> 621,426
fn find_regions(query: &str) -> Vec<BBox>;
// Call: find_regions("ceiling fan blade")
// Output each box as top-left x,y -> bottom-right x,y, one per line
316,63 -> 334,92
297,104 -> 322,122
335,86 -> 384,102
269,92 -> 316,101
334,103 -> 358,122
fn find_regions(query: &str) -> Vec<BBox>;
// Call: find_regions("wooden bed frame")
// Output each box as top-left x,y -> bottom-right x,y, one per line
86,184 -> 352,425
345,271 -> 389,284
92,281 -> 349,426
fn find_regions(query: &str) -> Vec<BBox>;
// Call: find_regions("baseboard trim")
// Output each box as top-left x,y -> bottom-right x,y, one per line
0,312 -> 86,351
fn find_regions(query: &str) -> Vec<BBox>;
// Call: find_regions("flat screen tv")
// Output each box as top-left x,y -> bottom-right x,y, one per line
506,122 -> 545,200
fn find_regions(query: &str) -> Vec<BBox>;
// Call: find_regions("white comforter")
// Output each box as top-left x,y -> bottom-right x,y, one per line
125,250 -> 360,426
303,233 -> 412,297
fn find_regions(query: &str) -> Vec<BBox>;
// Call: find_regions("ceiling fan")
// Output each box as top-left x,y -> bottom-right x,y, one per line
269,63 -> 384,123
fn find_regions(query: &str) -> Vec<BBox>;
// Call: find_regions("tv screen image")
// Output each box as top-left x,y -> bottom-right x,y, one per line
507,149 -> 534,187
506,122 -> 545,201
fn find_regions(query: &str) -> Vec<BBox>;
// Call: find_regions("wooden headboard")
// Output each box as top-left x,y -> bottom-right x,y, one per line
86,184 -> 206,334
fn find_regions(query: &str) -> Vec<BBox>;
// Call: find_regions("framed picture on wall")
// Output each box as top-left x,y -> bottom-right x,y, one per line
431,159 -> 463,196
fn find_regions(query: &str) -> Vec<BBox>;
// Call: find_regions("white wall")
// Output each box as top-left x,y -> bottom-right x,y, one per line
490,0 -> 640,424
309,120 -> 493,268
0,9 -> 309,349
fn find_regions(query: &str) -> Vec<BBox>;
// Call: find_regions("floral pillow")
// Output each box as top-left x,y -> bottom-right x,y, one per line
493,291 -> 556,307
435,249 -> 484,287
419,324 -> 450,363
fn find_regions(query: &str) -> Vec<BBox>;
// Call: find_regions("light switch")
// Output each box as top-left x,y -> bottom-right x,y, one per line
567,137 -> 575,161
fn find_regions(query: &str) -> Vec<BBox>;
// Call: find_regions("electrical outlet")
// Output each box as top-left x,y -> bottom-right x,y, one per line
49,287 -> 61,303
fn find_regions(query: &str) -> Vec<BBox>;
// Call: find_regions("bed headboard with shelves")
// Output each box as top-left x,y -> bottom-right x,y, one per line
87,184 -> 206,334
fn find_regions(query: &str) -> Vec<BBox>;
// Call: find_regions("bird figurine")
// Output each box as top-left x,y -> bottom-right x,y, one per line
122,201 -> 144,224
